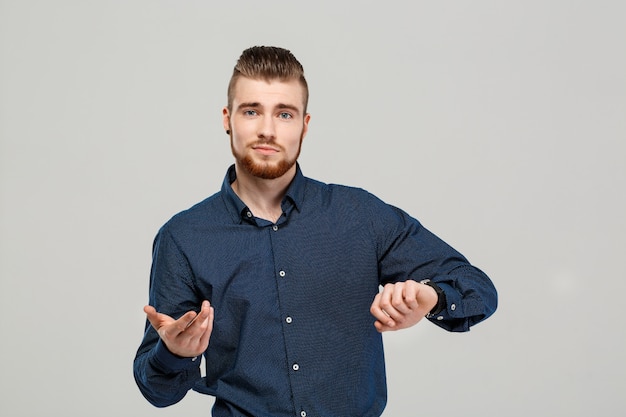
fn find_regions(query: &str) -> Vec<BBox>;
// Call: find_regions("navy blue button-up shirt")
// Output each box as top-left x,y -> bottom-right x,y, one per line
134,164 -> 497,417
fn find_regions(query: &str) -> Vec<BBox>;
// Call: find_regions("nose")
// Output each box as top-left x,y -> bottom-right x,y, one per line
258,115 -> 276,140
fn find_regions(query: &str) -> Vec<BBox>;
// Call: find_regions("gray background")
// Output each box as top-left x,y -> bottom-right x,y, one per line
1,1 -> 624,416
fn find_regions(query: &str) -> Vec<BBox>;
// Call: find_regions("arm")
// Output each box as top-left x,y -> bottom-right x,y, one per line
133,227 -> 212,407
370,203 -> 497,333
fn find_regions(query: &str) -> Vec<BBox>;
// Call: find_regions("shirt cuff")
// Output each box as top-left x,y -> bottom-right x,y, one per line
151,339 -> 202,374
427,281 -> 464,321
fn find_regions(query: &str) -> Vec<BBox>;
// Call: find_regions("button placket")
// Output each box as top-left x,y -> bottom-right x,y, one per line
269,215 -> 303,410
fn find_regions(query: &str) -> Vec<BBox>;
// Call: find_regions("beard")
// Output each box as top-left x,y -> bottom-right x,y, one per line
230,134 -> 304,180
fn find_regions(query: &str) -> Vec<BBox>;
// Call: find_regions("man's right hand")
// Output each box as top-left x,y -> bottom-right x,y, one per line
144,300 -> 214,358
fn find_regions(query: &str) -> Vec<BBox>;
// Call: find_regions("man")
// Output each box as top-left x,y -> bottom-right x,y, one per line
134,46 -> 497,417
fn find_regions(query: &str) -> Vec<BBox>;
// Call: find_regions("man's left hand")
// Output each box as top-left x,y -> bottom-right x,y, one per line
370,280 -> 438,332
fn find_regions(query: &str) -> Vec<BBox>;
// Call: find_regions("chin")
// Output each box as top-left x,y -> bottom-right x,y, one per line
241,157 -> 296,180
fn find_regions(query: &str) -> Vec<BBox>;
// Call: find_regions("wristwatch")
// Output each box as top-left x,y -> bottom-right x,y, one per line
420,279 -> 446,318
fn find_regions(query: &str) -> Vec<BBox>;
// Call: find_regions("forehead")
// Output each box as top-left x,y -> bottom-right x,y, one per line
232,77 -> 306,111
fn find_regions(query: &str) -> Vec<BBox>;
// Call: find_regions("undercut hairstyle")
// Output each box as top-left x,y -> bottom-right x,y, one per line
227,46 -> 309,113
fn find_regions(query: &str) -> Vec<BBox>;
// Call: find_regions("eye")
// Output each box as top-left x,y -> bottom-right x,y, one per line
278,112 -> 293,120
243,110 -> 257,116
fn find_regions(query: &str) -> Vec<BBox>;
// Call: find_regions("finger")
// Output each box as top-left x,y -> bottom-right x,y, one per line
401,281 -> 419,310
144,305 -> 157,321
184,300 -> 211,330
178,301 -> 214,347
199,300 -> 212,318
373,320 -> 385,332
176,310 -> 199,332
370,292 -> 395,328
390,283 -> 412,316
378,284 -> 402,320
183,303 -> 214,353
144,305 -> 167,330
373,317 -> 395,333
196,306 -> 215,350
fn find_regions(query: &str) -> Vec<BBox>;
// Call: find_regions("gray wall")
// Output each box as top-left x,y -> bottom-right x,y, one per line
1,1 -> 624,416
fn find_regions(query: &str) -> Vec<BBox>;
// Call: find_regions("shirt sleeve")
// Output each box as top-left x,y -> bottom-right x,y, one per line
133,226 -> 203,407
371,199 -> 498,332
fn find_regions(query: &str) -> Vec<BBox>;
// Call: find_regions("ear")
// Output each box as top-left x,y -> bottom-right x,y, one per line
222,107 -> 231,133
301,113 -> 311,139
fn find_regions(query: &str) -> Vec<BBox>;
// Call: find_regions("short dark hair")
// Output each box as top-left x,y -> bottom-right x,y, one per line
227,46 -> 309,112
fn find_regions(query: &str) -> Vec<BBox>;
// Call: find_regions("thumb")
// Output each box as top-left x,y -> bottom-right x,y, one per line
143,305 -> 178,333
143,305 -> 160,329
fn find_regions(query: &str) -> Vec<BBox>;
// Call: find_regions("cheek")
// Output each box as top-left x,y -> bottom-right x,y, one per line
230,133 -> 246,153
231,122 -> 256,143
282,124 -> 305,141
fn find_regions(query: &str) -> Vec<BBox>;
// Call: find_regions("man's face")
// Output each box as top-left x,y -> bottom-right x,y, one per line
223,77 -> 310,180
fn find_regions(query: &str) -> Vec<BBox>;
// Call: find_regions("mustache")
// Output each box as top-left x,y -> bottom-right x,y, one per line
251,139 -> 283,149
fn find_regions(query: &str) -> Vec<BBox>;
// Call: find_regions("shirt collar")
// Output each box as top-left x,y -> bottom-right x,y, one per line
221,163 -> 306,224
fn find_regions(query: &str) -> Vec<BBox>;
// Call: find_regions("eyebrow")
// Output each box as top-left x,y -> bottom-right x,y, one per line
237,102 -> 301,115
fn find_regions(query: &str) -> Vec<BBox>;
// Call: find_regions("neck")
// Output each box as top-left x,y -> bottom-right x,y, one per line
232,164 -> 296,223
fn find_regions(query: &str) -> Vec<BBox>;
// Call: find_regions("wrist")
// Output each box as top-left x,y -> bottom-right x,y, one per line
420,279 -> 446,317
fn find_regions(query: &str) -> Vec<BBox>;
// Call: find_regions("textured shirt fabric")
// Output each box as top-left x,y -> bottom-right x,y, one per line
134,164 -> 498,417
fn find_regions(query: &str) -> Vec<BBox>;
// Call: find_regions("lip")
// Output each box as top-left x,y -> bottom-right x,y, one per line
252,145 -> 280,155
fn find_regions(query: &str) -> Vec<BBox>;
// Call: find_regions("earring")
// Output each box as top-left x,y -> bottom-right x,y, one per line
226,130 -> 230,135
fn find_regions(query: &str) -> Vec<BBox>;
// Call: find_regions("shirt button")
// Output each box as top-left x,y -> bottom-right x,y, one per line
246,211 -> 252,218
279,270 -> 286,277
292,363 -> 299,371
301,411 -> 307,417
272,225 -> 279,231
451,303 -> 456,311
437,316 -> 444,321
285,316 -> 292,324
